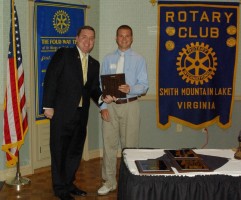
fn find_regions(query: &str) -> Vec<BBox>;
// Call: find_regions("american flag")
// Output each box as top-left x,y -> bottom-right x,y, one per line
2,0 -> 28,167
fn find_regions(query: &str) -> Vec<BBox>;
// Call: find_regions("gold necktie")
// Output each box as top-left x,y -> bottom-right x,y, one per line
82,54 -> 87,84
79,54 -> 87,107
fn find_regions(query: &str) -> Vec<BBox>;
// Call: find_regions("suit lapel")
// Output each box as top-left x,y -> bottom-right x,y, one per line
87,56 -> 93,81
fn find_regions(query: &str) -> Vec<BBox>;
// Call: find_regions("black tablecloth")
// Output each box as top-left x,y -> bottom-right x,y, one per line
118,154 -> 241,200
0,181 -> 4,191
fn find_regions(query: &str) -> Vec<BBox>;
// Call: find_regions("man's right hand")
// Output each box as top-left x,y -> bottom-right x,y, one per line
102,95 -> 114,104
44,108 -> 54,119
100,109 -> 110,122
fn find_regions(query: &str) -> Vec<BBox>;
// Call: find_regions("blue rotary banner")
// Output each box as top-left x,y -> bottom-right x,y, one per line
34,1 -> 86,120
157,1 -> 239,129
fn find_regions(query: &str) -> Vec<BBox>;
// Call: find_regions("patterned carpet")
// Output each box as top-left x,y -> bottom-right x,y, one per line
0,158 -> 119,200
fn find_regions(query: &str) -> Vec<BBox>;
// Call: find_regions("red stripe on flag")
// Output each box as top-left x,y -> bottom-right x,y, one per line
3,93 -> 11,144
9,58 -> 22,141
18,72 -> 24,88
20,95 -> 26,111
22,117 -> 28,132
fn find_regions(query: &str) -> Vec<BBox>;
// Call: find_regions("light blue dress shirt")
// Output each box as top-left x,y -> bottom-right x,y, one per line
100,48 -> 149,109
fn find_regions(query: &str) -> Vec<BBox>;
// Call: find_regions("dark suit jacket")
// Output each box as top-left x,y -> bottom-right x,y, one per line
42,46 -> 102,126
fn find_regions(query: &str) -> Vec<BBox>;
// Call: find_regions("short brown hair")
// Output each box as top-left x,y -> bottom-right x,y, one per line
77,25 -> 95,37
116,25 -> 133,36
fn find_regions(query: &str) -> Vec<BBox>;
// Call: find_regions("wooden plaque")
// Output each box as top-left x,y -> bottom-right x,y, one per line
165,149 -> 212,173
164,149 -> 199,159
135,159 -> 174,175
171,158 -> 211,173
101,73 -> 126,98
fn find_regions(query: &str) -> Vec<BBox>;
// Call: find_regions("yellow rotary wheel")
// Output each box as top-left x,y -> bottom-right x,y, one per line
53,10 -> 70,34
176,42 -> 218,85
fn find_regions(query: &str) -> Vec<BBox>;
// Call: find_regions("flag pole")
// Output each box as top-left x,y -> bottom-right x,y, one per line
5,152 -> 30,189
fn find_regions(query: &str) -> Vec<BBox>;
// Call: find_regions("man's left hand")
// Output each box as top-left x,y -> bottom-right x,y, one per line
118,84 -> 130,94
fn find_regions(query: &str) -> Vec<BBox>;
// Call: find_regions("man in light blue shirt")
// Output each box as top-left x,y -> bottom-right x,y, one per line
98,25 -> 149,195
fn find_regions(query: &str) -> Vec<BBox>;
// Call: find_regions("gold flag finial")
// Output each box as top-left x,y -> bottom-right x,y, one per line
149,0 -> 157,6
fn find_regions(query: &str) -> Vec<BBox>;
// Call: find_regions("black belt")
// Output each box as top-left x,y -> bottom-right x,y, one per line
115,97 -> 138,104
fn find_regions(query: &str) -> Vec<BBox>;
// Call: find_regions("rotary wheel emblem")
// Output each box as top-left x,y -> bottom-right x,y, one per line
176,42 -> 218,85
53,10 -> 70,34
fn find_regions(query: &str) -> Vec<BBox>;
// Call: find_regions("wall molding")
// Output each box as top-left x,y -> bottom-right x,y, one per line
0,149 -> 120,180
85,148 -> 122,161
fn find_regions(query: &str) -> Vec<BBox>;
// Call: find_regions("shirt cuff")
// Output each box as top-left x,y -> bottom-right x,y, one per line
98,96 -> 104,107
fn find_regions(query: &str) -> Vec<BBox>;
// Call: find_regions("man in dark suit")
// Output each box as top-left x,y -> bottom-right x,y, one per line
42,26 -> 112,200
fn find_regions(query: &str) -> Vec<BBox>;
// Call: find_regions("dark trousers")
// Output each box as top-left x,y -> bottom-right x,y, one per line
50,107 -> 88,195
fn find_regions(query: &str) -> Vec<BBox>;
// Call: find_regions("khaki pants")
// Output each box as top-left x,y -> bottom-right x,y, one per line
101,100 -> 140,186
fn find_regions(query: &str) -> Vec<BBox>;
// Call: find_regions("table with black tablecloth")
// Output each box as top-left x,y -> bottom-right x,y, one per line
118,149 -> 241,200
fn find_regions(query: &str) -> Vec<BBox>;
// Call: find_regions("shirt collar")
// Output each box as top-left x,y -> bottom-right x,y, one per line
117,48 -> 131,56
76,45 -> 88,59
